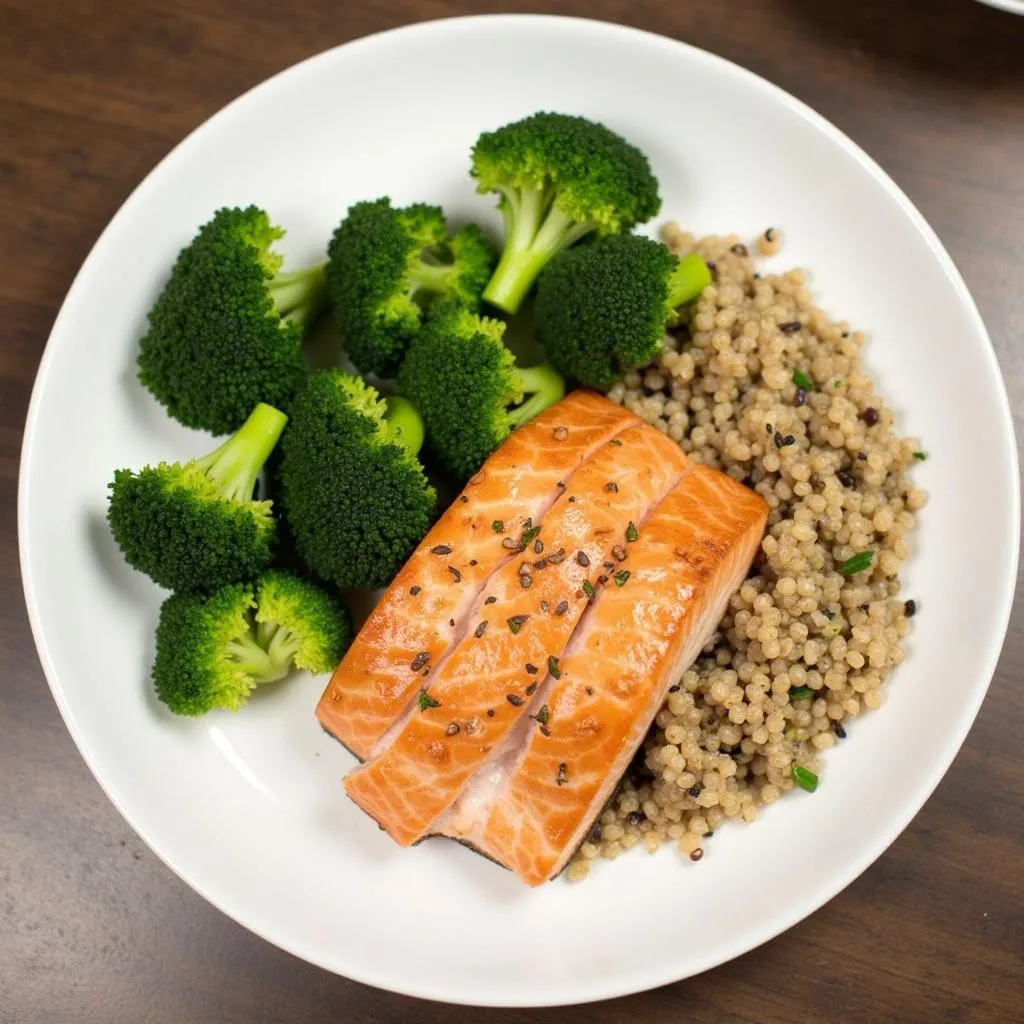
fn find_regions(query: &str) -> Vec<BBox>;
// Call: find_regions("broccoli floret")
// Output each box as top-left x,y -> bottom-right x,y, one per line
535,233 -> 711,390
278,371 -> 437,589
470,112 -> 661,315
107,402 -> 287,592
325,198 -> 496,378
138,206 -> 325,435
399,306 -> 565,481
152,570 -> 352,716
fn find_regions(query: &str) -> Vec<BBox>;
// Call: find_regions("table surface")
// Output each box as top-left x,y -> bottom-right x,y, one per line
2,1 -> 1022,1021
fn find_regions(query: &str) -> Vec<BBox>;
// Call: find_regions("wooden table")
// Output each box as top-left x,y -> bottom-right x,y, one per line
2,1 -> 1022,1021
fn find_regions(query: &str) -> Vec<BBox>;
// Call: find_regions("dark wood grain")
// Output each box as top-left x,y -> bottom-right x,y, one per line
1,1 -> 1021,1021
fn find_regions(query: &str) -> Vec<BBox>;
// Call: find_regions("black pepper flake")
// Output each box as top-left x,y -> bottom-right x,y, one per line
582,580 -> 595,599
766,423 -> 773,434
492,519 -> 505,533
557,480 -> 567,492
597,574 -> 609,585
603,561 -> 615,571
556,763 -> 569,786
765,227 -> 777,242
690,848 -> 704,862
609,438 -> 623,447
553,425 -> 569,441
540,600 -> 550,612
626,521 -> 639,542
459,495 -> 469,503
688,785 -> 701,797
605,481 -> 619,493
486,708 -> 495,717
585,686 -> 594,696
534,539 -> 544,554
485,595 -> 497,605
834,722 -> 847,739
449,618 -> 456,628
474,621 -> 488,638
540,724 -> 551,737
779,321 -> 801,334
568,496 -> 576,503
534,558 -> 548,570
547,655 -> 562,679
525,682 -> 538,696
753,272 -> 761,280
501,537 -> 520,550
417,690 -> 439,711
409,586 -> 421,596
519,572 -> 533,589
731,243 -> 748,257
554,600 -> 569,616
525,663 -> 538,675
773,431 -> 785,449
823,608 -> 835,620
506,693 -> 524,707
781,434 -> 795,447
668,683 -> 680,693
507,614 -> 529,634
614,569 -> 631,586
837,470 -> 856,488
410,652 -> 430,672
430,544 -> 452,555
627,811 -> 644,827
447,565 -> 462,583
705,260 -> 716,273
589,822 -> 602,842
904,599 -> 917,618
612,545 -> 627,562
469,559 -> 477,566
446,721 -> 460,736
862,407 -> 880,426
546,548 -> 567,564
795,388 -> 807,407
576,550 -> 591,568
857,451 -> 868,461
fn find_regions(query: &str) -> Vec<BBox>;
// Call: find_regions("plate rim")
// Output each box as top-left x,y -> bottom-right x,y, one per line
17,12 -> 1021,1007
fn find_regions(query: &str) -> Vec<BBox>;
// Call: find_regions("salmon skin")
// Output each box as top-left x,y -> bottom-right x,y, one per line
343,422 -> 691,846
442,466 -> 768,885
316,391 -> 638,761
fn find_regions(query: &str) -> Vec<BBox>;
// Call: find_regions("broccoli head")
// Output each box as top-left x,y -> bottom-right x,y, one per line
106,402 -> 287,592
470,112 -> 661,315
278,371 -> 438,589
399,306 -> 565,482
152,570 -> 352,716
325,198 -> 496,378
138,206 -> 325,435
535,233 -> 711,390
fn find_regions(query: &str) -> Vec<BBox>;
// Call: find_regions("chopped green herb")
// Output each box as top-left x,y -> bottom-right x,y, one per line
789,686 -> 814,701
913,451 -> 927,461
792,367 -> 813,391
614,569 -> 630,587
418,691 -> 440,711
521,525 -> 540,545
626,521 -> 638,542
833,379 -> 842,388
582,580 -> 595,599
506,614 -> 529,634
492,519 -> 505,532
534,704 -> 550,726
792,764 -> 818,793
839,550 -> 874,577
547,655 -> 561,679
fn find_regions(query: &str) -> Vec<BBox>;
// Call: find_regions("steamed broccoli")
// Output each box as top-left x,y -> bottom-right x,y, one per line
152,570 -> 352,716
470,112 -> 661,314
535,233 -> 711,390
138,206 -> 325,435
106,402 -> 287,592
325,198 -> 496,378
399,306 -> 565,481
278,371 -> 437,589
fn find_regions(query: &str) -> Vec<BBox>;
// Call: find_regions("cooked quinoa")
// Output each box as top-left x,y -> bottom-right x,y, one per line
567,223 -> 927,882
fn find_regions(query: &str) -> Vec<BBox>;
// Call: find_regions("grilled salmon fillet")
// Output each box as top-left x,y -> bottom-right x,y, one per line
442,466 -> 768,884
316,391 -> 638,760
343,422 -> 691,845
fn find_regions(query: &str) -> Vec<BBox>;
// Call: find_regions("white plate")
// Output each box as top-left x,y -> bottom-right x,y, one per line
976,0 -> 1024,14
19,14 -> 1019,1007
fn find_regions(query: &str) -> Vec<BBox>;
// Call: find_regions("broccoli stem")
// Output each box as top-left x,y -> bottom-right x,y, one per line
224,631 -> 291,683
407,260 -> 453,297
484,190 -> 597,314
508,363 -> 566,427
666,252 -> 713,310
195,402 -> 288,497
382,396 -> 426,456
269,264 -> 327,330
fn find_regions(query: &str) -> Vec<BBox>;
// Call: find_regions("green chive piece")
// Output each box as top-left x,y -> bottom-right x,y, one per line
507,615 -> 528,634
547,655 -> 561,679
614,569 -> 630,587
626,521 -> 639,542
792,764 -> 819,793
913,451 -> 927,461
792,368 -> 813,391
534,705 -> 550,726
492,519 -> 505,532
838,550 -> 874,577
522,525 -> 540,544
789,686 -> 814,701
582,580 -> 595,599
418,691 -> 440,712
833,379 -> 842,388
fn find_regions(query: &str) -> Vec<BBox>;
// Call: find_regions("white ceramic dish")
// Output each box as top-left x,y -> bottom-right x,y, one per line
976,0 -> 1024,14
19,14 -> 1019,1007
